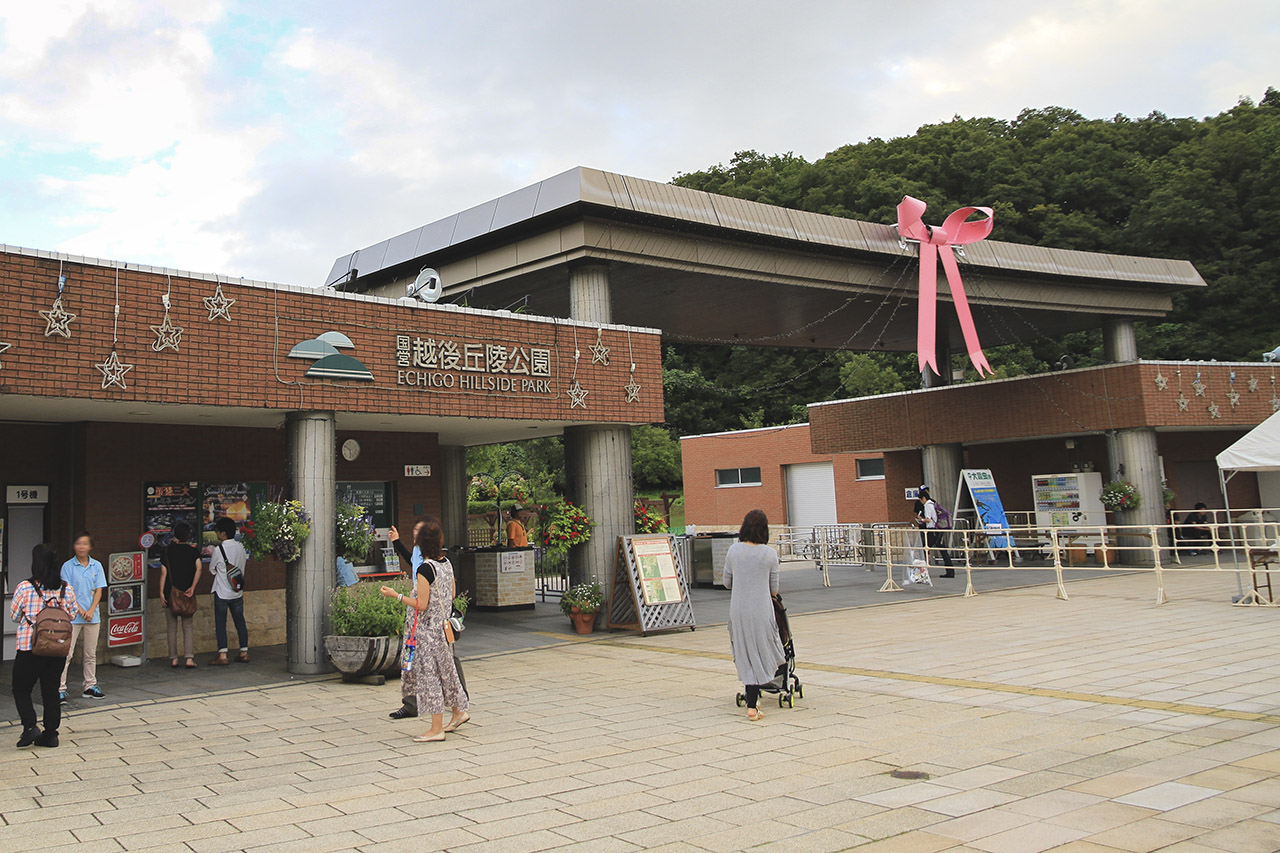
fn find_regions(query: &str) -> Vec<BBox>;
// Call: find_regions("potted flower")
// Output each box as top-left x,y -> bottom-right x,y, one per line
336,501 -> 378,563
634,500 -> 668,534
560,581 -> 605,634
246,498 -> 311,562
325,579 -> 411,681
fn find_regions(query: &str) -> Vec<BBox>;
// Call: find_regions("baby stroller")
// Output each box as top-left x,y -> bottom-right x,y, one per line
736,593 -> 804,709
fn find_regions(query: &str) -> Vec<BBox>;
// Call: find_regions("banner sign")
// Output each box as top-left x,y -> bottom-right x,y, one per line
961,469 -> 1012,548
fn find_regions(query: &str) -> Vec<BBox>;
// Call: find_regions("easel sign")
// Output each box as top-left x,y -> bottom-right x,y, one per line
608,534 -> 696,635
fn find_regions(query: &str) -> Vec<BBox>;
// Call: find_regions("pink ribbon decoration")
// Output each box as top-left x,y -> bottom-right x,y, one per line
896,196 -> 994,378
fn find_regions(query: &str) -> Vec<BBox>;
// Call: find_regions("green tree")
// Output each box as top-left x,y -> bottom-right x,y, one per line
631,425 -> 682,490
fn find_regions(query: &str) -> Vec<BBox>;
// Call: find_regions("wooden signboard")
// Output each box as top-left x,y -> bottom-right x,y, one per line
608,534 -> 696,635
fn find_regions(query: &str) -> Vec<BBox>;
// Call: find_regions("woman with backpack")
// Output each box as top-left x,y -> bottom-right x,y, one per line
10,543 -> 80,748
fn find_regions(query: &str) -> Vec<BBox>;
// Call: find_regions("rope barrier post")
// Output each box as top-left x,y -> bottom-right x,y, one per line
963,528 -> 977,597
878,527 -> 902,593
1049,528 -> 1069,601
1150,525 -> 1168,605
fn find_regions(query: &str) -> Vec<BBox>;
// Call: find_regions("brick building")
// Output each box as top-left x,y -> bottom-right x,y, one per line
680,424 -> 888,531
0,246 -> 662,669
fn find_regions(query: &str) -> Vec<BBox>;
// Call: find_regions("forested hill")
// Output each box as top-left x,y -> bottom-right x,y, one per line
660,90 -> 1280,439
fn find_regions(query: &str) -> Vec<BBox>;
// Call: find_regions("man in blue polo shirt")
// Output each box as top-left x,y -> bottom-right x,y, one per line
59,530 -> 108,701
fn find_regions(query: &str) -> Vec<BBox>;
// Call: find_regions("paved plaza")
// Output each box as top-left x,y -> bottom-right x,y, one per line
4,570 -> 1280,852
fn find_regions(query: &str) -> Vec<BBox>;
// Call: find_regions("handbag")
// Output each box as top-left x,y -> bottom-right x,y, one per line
170,588 -> 198,617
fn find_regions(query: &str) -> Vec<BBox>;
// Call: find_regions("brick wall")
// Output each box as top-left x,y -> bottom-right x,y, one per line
810,362 -> 1277,454
680,424 -> 887,526
0,251 -> 663,424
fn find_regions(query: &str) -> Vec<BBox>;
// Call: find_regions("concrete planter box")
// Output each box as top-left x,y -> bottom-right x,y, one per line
323,635 -> 403,682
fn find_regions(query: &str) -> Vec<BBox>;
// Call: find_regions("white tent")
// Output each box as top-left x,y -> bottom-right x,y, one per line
1217,409 -> 1280,473
1217,411 -> 1280,596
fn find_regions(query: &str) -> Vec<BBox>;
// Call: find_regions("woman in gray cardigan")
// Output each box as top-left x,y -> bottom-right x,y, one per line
724,509 -> 785,721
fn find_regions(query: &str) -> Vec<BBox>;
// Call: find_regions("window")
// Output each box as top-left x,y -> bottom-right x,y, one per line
856,458 -> 885,480
715,467 -> 762,487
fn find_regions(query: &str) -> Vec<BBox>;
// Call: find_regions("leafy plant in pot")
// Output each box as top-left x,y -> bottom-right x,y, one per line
325,579 -> 411,681
560,582 -> 604,634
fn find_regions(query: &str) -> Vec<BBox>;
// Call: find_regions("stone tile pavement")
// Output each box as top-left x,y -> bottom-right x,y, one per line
3,571 -> 1279,852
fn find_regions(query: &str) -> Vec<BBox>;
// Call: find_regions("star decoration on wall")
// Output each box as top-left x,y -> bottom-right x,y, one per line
1177,394 -> 1189,412
589,329 -> 610,366
1192,378 -> 1206,396
40,296 -> 77,338
624,378 -> 641,403
1228,390 -> 1241,409
95,349 -> 134,390
1207,402 -> 1221,419
0,341 -> 11,370
203,284 -> 235,322
1248,376 -> 1260,393
567,380 -> 589,409
1153,371 -> 1168,391
150,312 -> 184,352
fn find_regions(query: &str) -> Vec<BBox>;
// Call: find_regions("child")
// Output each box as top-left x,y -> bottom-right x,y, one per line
59,531 -> 107,701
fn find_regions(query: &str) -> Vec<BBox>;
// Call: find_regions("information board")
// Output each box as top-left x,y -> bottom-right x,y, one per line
608,534 -> 696,635
960,469 -> 1012,548
143,482 -> 201,570
338,481 -> 395,532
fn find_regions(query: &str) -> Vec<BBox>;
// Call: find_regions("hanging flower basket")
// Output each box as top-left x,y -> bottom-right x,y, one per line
536,499 -> 593,557
246,499 -> 312,562
1099,480 -> 1142,512
634,500 -> 668,534
337,501 -> 378,563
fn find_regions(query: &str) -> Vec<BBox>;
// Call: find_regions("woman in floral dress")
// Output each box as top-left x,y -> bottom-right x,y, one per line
381,516 -> 468,741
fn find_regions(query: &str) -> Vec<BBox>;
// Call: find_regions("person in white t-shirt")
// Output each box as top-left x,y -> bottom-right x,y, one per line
208,517 -> 250,665
919,486 -> 955,577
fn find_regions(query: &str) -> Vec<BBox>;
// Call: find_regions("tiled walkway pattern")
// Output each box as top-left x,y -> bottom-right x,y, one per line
2,573 -> 1278,852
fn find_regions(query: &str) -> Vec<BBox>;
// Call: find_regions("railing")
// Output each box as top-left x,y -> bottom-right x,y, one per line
877,519 -> 1280,606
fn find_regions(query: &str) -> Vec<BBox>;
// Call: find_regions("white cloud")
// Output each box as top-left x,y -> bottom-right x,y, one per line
0,0 -> 1277,286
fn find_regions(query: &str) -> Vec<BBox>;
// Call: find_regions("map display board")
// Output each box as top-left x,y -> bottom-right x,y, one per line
960,469 -> 1012,549
608,534 -> 696,635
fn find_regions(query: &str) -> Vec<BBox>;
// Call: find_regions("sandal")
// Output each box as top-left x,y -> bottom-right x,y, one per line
443,713 -> 470,733
412,733 -> 446,743
185,659 -> 197,668
747,708 -> 763,721
170,659 -> 179,668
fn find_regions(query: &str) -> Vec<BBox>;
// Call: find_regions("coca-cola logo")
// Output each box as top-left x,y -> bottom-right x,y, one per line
108,616 -> 143,646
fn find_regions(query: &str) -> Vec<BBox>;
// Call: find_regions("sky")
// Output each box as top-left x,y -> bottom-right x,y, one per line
1,1 -> 1277,287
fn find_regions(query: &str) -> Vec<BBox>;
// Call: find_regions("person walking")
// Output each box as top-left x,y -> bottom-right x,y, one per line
59,531 -> 106,702
208,517 -> 249,665
387,518 -> 425,720
919,486 -> 956,577
380,516 -> 469,741
11,544 -> 80,747
724,509 -> 785,722
159,521 -> 202,668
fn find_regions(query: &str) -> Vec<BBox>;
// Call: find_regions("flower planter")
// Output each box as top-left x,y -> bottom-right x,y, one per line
569,607 -> 598,635
324,635 -> 403,683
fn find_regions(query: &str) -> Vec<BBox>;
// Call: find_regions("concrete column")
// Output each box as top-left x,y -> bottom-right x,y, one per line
1103,318 -> 1139,363
569,262 -> 612,323
438,445 -> 468,551
286,412 -> 336,674
565,261 -> 633,600
922,332 -> 952,388
921,443 -> 964,510
565,425 -> 634,592
1110,427 -> 1164,563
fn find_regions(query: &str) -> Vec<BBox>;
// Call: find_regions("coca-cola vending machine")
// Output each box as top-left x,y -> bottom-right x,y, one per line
106,550 -> 146,663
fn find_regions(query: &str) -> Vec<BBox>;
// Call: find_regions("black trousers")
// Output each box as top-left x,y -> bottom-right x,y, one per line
12,650 -> 64,733
926,531 -> 954,567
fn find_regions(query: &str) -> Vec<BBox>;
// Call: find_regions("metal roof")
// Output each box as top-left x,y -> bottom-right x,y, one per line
326,166 -> 1205,292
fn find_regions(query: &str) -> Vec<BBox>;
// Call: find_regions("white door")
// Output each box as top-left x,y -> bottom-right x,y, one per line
785,462 -> 837,528
4,505 -> 46,660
